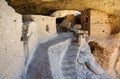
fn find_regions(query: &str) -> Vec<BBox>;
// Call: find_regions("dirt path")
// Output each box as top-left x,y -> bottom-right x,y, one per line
26,33 -> 73,79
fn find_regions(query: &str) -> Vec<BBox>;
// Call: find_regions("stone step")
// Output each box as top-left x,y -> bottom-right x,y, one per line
63,71 -> 77,77
63,56 -> 76,60
65,76 -> 77,79
68,47 -> 79,50
62,67 -> 76,71
62,43 -> 80,79
62,63 -> 75,66
65,77 -> 77,79
64,76 -> 71,79
62,64 -> 75,68
66,53 -> 77,57
65,50 -> 78,54
69,44 -> 80,47
63,69 -> 76,73
62,60 -> 76,65
66,52 -> 78,55
64,76 -> 77,79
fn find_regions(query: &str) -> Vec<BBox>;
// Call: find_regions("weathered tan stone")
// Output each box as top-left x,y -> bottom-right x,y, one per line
81,9 -> 111,37
88,41 -> 111,70
108,15 -> 120,34
5,0 -> 120,17
89,33 -> 120,79
90,10 -> 111,37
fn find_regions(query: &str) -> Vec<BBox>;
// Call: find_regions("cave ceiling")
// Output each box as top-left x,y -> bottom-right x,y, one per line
6,0 -> 120,16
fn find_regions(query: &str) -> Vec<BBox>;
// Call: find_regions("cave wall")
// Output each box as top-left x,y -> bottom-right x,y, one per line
90,10 -> 111,37
108,15 -> 120,34
6,0 -> 120,16
58,14 -> 75,27
89,33 -> 120,79
88,41 -> 119,79
116,46 -> 120,78
0,0 -> 24,79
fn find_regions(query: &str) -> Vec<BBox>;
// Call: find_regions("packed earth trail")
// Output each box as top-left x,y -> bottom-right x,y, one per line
25,33 -> 111,79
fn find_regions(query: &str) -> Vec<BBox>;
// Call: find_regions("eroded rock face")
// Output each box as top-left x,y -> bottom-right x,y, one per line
88,41 -> 111,70
77,41 -> 111,79
89,33 -> 120,79
5,0 -> 120,16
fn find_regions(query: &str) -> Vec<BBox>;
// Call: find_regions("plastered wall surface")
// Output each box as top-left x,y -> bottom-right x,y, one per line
0,0 -> 57,79
28,15 -> 57,54
0,0 -> 24,79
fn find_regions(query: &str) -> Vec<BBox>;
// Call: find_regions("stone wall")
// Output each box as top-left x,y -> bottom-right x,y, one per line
80,9 -> 90,35
28,15 -> 57,55
90,10 -> 111,37
0,0 -> 57,79
0,0 -> 24,79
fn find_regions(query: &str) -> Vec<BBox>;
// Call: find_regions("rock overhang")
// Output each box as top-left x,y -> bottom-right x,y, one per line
5,0 -> 120,16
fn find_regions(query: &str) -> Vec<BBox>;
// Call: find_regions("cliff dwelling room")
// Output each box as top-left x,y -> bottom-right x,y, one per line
1,0 -> 120,79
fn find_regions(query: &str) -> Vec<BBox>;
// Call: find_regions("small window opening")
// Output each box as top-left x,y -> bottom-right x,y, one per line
14,20 -> 16,22
46,25 -> 49,32
86,16 -> 89,22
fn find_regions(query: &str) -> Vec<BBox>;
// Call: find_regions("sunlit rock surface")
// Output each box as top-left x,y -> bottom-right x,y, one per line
89,33 -> 120,79
5,0 -> 120,16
